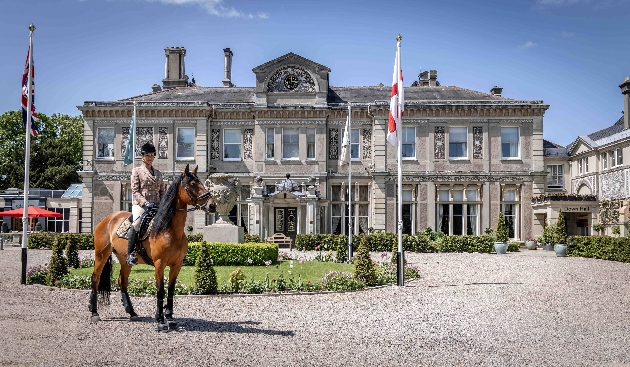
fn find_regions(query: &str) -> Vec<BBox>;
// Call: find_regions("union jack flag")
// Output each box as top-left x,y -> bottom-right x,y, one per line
22,46 -> 38,136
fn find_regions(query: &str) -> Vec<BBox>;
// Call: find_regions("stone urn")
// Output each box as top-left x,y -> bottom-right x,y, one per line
554,244 -> 567,257
494,242 -> 508,255
204,174 -> 241,225
525,240 -> 537,250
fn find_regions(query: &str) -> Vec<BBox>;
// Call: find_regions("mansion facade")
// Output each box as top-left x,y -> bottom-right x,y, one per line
78,47 -> 552,241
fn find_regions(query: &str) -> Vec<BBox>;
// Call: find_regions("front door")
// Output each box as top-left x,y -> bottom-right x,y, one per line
274,207 -> 297,241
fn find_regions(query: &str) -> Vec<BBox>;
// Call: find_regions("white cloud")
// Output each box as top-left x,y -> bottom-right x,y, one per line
560,31 -> 575,38
145,0 -> 269,18
518,41 -> 538,49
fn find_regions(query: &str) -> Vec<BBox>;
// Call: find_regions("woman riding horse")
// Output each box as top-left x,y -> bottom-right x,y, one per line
88,164 -> 215,332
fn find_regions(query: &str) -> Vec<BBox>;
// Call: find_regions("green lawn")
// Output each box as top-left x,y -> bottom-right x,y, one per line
71,260 -> 355,287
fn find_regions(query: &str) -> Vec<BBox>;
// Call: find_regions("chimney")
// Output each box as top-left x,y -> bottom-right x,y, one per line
620,77 -> 630,129
223,48 -> 234,87
490,86 -> 503,97
417,70 -> 440,87
162,47 -> 189,89
151,84 -> 162,92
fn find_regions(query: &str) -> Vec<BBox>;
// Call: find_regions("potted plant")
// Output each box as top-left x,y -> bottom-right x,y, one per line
494,212 -> 509,255
525,237 -> 537,250
592,223 -> 604,235
541,221 -> 554,251
554,209 -> 568,257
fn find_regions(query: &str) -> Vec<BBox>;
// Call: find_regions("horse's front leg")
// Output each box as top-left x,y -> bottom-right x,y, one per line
165,262 -> 183,329
154,261 -> 168,333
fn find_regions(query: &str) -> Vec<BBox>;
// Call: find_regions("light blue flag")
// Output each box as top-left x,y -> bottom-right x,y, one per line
123,116 -> 134,166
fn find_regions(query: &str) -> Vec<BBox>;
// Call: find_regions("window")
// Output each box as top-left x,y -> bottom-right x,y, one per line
306,128 -> 315,159
401,127 -> 415,159
46,208 -> 69,233
502,189 -> 519,240
402,189 -> 414,235
227,185 -> 250,232
547,165 -> 564,189
449,127 -> 468,159
609,151 -> 616,168
176,127 -> 195,160
96,127 -> 114,159
331,184 -> 370,235
223,129 -> 241,160
121,186 -> 132,212
282,128 -> 299,159
437,187 -> 480,235
618,148 -> 623,166
350,129 -> 360,159
501,127 -> 519,159
578,158 -> 583,175
602,153 -> 608,170
266,128 -> 275,159
585,157 -> 589,172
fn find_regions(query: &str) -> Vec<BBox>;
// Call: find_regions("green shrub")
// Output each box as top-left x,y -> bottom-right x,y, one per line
336,237 -> 348,263
354,237 -> 377,286
194,242 -> 217,294
125,278 -> 190,296
27,233 -> 93,250
26,264 -> 48,285
567,236 -> 630,262
47,236 -> 69,286
229,268 -> 246,293
320,271 -> 365,291
496,212 -> 509,243
436,235 -> 495,253
186,242 -> 278,266
56,274 -> 91,289
65,235 -> 81,269
508,242 -> 520,252
186,233 -> 203,243
244,233 -> 261,243
540,222 -> 555,245
554,209 -> 568,244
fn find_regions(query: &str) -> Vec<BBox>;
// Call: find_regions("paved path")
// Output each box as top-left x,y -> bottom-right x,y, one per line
0,246 -> 629,366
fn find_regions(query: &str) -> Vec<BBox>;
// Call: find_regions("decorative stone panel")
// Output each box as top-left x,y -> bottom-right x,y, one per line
599,170 -> 625,199
362,128 -> 372,159
243,129 -> 253,160
210,129 -> 220,160
267,66 -> 316,93
121,127 -> 130,157
473,126 -> 483,159
434,126 -> 445,159
158,127 -> 168,159
329,128 -> 339,160
136,127 -> 154,157
571,176 -> 595,194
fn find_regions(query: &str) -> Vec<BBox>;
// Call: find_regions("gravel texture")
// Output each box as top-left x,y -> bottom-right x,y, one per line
1,246 -> 630,366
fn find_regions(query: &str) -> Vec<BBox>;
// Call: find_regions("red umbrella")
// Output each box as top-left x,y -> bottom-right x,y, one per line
1,206 -> 63,218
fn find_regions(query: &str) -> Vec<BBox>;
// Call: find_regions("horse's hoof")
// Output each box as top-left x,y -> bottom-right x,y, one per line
91,315 -> 101,323
156,323 -> 169,333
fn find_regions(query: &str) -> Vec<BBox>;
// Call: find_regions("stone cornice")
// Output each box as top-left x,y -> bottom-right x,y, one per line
92,119 -> 198,124
384,172 -> 534,182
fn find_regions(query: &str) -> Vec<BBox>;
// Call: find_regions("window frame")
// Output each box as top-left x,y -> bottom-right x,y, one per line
223,128 -> 242,161
266,127 -> 275,160
176,127 -> 195,160
282,128 -> 299,160
501,188 -> 519,241
501,127 -> 520,160
401,126 -> 416,160
436,187 -> 480,236
547,164 -> 564,190
448,126 -> 468,160
350,128 -> 360,160
306,128 -> 316,160
96,127 -> 115,160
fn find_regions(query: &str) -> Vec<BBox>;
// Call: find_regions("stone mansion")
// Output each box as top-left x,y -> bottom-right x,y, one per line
75,47 -> 630,241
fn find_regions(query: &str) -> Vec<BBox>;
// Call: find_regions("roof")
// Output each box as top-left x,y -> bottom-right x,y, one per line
543,139 -> 564,149
118,85 -> 513,105
587,116 -> 625,141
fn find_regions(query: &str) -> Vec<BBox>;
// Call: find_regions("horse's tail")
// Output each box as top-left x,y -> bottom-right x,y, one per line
97,255 -> 112,306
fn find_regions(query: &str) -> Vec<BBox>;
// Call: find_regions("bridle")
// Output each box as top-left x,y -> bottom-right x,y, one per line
181,174 -> 213,212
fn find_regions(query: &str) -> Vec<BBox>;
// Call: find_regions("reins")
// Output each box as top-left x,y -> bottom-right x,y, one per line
178,175 -> 212,212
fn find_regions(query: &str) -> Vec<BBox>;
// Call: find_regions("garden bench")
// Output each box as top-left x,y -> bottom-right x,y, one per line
265,233 -> 293,250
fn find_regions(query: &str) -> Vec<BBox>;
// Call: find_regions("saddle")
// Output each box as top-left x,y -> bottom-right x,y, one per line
116,207 -> 158,266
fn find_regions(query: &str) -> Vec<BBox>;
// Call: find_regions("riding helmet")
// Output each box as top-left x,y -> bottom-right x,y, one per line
141,142 -> 156,155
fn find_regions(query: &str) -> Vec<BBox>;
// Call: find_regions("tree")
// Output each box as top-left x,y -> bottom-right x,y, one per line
0,111 -> 83,190
194,243 -> 217,294
495,212 -> 509,243
354,236 -> 377,286
554,209 -> 568,244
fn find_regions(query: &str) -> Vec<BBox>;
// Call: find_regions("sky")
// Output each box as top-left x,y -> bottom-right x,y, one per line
1,0 -> 629,147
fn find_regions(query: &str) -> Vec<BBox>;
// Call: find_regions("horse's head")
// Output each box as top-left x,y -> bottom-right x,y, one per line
180,165 -> 216,213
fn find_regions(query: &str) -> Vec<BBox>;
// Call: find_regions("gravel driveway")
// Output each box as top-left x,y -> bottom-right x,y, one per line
0,246 -> 629,367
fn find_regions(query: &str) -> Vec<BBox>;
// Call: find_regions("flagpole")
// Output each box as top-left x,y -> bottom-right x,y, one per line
21,24 -> 35,285
132,101 -> 136,169
396,34 -> 404,287
347,102 -> 353,260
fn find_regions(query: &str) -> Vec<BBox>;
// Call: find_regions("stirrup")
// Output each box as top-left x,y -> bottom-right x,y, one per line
127,253 -> 138,266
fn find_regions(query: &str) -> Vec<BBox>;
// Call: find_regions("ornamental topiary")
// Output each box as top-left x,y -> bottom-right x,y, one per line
495,212 -> 509,243
554,209 -> 568,244
65,235 -> 81,269
193,243 -> 217,294
354,236 -> 377,286
47,235 -> 69,286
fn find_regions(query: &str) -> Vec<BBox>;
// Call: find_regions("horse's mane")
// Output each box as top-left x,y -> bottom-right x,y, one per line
150,174 -> 184,236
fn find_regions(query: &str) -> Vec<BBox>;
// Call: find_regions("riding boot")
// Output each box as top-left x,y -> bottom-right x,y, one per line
126,228 -> 138,266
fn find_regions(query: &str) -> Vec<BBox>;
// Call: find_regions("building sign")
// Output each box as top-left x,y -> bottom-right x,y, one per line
562,206 -> 595,213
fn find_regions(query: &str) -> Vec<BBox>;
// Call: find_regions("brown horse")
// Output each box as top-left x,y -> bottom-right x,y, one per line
88,164 -> 216,332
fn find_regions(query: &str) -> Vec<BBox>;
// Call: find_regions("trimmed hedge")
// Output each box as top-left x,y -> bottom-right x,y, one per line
437,235 -> 495,253
567,236 -> 630,263
186,242 -> 278,266
28,233 -> 94,250
295,233 -> 436,253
